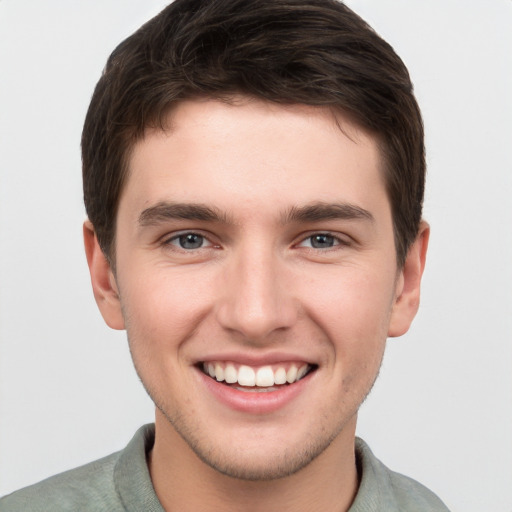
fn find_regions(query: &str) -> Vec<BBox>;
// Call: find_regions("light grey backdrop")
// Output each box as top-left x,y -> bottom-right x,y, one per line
1,1 -> 511,510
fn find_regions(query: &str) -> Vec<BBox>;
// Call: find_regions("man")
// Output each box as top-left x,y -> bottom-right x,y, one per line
0,0 -> 449,510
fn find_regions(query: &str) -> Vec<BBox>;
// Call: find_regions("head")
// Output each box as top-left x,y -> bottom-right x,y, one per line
82,0 -> 429,484
82,0 -> 425,269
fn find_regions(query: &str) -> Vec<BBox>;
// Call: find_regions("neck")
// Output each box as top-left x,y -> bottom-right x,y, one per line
148,412 -> 359,512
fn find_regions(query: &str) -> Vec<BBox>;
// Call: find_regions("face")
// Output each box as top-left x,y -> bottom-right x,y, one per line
86,97 -> 426,480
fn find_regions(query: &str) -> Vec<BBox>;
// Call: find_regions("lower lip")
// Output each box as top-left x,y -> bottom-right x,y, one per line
197,368 -> 313,414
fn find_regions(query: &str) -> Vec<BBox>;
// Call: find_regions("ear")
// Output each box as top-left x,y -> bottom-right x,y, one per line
388,221 -> 430,337
83,220 -> 125,330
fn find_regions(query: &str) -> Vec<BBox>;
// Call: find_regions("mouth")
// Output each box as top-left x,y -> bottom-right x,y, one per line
199,361 -> 317,392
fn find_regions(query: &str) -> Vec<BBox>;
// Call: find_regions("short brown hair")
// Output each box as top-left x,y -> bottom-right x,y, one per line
82,0 -> 425,267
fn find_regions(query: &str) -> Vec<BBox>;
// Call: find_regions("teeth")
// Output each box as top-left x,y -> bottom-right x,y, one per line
224,363 -> 237,384
286,365 -> 298,383
255,366 -> 274,387
296,364 -> 308,380
214,363 -> 224,382
238,365 -> 256,386
202,362 -> 312,387
274,367 -> 287,385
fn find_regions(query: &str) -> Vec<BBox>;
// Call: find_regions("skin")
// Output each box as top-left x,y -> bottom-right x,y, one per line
84,97 -> 429,512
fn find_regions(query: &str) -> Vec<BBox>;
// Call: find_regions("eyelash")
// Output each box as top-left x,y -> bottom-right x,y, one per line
162,231 -> 215,251
161,231 -> 350,252
296,232 -> 349,250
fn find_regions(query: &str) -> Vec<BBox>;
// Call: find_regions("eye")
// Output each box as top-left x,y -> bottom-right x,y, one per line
298,233 -> 341,249
168,232 -> 211,250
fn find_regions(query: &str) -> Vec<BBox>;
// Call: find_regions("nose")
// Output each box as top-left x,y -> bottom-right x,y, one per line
215,246 -> 298,343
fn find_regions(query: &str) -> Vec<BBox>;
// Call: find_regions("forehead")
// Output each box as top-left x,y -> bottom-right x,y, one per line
122,97 -> 388,221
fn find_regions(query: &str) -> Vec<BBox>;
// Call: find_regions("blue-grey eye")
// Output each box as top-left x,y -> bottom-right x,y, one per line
309,234 -> 336,248
178,233 -> 204,249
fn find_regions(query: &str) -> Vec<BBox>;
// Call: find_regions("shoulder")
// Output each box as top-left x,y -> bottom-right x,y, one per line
351,437 -> 451,512
0,452 -> 122,512
0,424 -> 160,512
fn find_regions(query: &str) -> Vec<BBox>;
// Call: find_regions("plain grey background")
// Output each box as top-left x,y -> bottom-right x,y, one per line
1,1 -> 511,510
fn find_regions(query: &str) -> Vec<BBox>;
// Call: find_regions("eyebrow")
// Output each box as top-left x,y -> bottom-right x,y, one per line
138,200 -> 374,227
282,202 -> 374,224
138,202 -> 231,226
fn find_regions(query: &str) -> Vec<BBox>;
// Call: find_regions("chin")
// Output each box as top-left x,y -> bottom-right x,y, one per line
191,442 -> 330,481
165,411 -> 343,482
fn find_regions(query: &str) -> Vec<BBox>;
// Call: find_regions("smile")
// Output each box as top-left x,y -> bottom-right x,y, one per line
201,362 -> 315,389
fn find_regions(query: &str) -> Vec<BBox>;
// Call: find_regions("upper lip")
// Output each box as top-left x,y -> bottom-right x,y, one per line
196,351 -> 318,367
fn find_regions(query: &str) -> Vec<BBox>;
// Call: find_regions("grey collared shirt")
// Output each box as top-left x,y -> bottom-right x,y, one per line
0,424 -> 449,511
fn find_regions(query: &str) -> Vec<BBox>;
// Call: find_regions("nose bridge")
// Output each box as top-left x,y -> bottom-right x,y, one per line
217,240 -> 296,341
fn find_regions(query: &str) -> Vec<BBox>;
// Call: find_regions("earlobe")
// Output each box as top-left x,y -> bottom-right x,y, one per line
83,220 -> 125,330
388,221 -> 430,338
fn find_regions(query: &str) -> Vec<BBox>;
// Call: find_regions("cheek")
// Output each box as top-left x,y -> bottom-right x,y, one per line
119,273 -> 203,403
303,268 -> 395,358
120,268 -> 215,351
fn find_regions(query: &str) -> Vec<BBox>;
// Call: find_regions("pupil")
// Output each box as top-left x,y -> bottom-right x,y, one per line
179,233 -> 203,249
311,234 -> 334,248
